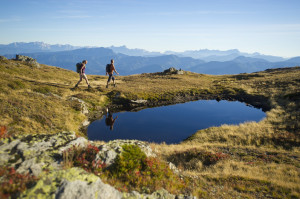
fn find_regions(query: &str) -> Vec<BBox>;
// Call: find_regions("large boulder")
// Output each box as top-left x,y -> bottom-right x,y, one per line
15,54 -> 40,67
0,132 -> 87,176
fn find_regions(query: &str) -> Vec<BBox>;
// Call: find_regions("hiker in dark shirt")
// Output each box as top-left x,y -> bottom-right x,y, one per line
105,111 -> 118,130
75,60 -> 91,88
106,59 -> 119,88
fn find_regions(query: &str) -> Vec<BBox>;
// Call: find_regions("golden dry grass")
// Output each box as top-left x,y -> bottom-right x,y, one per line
1,59 -> 299,198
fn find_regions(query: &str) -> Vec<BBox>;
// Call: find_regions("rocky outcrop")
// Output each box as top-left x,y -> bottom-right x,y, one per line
69,96 -> 89,115
163,67 -> 184,75
15,54 -> 40,67
21,166 -> 184,199
0,132 -> 87,176
16,55 -> 36,62
96,139 -> 156,167
0,132 -> 190,198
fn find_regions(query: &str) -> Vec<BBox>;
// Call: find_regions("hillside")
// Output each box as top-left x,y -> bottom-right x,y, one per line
0,57 -> 299,198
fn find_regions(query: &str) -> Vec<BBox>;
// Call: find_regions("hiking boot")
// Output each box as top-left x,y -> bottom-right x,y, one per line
106,85 -> 108,88
88,85 -> 92,89
74,84 -> 78,88
114,83 -> 116,87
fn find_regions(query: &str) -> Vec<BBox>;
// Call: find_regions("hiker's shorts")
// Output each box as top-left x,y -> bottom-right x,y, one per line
107,74 -> 115,82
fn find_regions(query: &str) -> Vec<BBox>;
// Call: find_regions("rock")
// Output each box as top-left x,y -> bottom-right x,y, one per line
0,133 -> 196,198
69,97 -> 89,115
16,54 -> 36,62
169,162 -> 180,174
59,136 -> 88,154
0,132 -> 79,175
163,67 -> 185,75
15,54 -> 40,67
55,178 -> 122,199
20,167 -> 106,198
82,120 -> 90,127
130,99 -> 148,104
0,55 -> 7,60
177,69 -> 184,75
164,67 -> 177,74
96,140 -> 156,167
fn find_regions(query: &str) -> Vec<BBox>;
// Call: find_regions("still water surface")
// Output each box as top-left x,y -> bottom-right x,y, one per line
88,100 -> 265,144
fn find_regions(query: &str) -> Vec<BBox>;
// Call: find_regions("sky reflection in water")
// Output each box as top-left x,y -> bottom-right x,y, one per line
88,100 -> 266,144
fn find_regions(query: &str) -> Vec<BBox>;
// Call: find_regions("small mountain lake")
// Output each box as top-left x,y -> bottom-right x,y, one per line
87,100 -> 266,144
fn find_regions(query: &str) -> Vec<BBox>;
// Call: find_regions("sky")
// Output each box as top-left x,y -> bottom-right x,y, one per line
1,0 -> 300,57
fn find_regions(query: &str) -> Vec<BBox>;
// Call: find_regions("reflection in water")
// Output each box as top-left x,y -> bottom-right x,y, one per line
88,100 -> 266,144
105,110 -> 118,130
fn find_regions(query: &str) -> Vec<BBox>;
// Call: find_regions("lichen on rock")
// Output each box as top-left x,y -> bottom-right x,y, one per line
0,132 -> 86,176
96,139 -> 156,167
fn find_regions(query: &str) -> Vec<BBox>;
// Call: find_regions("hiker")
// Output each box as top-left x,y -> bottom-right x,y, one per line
75,60 -> 91,88
105,110 -> 118,130
106,59 -> 119,88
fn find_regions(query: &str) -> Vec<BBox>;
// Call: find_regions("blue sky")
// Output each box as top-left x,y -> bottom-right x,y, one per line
1,0 -> 300,57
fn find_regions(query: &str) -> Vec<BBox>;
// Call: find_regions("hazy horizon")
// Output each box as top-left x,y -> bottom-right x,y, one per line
1,0 -> 300,57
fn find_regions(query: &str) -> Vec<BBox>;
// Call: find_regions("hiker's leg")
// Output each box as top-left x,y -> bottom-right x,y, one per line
75,74 -> 83,87
107,75 -> 112,88
112,76 -> 116,86
83,74 -> 89,85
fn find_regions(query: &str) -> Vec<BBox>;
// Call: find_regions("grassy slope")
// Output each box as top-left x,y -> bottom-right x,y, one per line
0,59 -> 299,198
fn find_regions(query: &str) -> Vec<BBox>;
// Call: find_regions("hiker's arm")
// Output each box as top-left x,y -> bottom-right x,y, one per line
114,68 -> 119,75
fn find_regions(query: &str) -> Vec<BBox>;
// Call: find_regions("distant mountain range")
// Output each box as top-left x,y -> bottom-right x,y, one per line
1,42 -> 300,75
0,42 -> 81,54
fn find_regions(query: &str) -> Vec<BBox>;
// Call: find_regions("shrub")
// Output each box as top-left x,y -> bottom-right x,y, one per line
63,143 -> 105,175
107,144 -> 187,194
0,167 -> 38,199
168,148 -> 230,169
62,144 -> 198,195
112,144 -> 147,177
0,126 -> 9,139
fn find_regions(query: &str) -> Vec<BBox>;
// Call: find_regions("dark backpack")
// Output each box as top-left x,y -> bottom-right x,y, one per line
76,62 -> 83,73
106,64 -> 113,73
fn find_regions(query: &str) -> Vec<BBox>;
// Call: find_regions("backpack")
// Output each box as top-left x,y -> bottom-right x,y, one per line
76,62 -> 83,73
106,64 -> 113,73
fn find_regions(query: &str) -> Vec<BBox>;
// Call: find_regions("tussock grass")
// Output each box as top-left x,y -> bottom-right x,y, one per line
1,59 -> 299,198
0,60 -> 109,135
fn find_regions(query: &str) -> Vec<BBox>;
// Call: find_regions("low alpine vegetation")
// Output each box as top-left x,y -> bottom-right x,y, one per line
0,167 -> 38,199
63,144 -> 194,195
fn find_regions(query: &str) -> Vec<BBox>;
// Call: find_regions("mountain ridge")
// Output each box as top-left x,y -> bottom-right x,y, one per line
1,42 -> 299,75
0,42 -> 288,62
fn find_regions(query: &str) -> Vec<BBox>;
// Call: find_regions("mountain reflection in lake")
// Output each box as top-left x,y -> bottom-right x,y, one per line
87,100 -> 266,144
